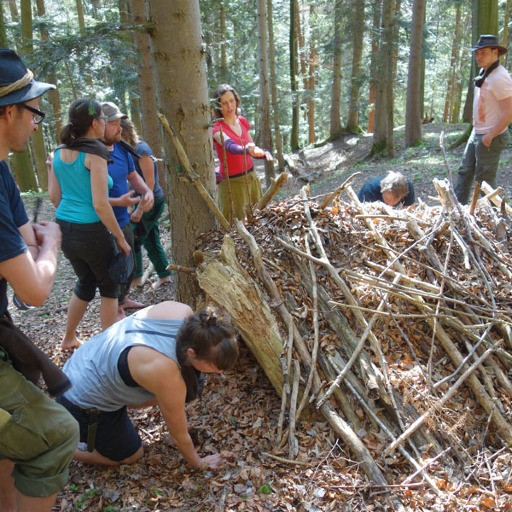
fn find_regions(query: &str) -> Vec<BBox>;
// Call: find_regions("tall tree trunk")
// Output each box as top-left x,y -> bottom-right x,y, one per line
289,0 -> 299,150
346,0 -> 365,134
75,0 -> 86,33
404,0 -> 426,147
256,0 -> 274,186
267,0 -> 284,170
443,3 -> 462,123
295,1 -> 315,144
371,0 -> 395,157
15,0 -> 41,191
0,1 -> 7,47
36,0 -> 63,144
367,0 -> 382,133
129,0 -> 165,193
8,0 -> 18,22
329,0 -> 343,140
306,5 -> 316,144
219,1 -> 228,83
503,0 -> 512,67
149,0 -> 216,306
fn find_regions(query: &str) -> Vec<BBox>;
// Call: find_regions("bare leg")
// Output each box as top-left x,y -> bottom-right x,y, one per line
99,296 -> 118,331
0,460 -> 57,512
17,493 -> 56,512
0,460 -> 16,512
74,445 -> 143,466
62,293 -> 88,350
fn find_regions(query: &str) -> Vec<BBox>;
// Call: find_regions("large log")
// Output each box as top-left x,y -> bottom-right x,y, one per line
195,235 -> 284,394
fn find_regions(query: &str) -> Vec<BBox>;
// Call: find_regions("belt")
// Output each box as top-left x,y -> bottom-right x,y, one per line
226,167 -> 254,179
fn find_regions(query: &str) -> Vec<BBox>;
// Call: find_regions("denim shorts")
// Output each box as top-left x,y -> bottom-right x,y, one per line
0,350 -> 79,497
57,219 -> 119,300
57,395 -> 142,462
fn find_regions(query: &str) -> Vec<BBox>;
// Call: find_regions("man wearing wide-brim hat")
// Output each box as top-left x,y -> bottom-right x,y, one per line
0,49 -> 79,512
455,34 -> 512,204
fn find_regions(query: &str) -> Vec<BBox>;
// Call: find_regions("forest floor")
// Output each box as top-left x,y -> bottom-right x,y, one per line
11,122 -> 512,512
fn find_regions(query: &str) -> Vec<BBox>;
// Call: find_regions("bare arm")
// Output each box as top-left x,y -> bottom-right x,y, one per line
129,345 -> 223,469
87,154 -> 131,256
483,96 -> 512,146
128,170 -> 154,212
0,221 -> 60,306
46,153 -> 61,208
138,155 -> 155,191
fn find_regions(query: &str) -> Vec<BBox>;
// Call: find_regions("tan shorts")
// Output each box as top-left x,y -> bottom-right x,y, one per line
0,351 -> 79,497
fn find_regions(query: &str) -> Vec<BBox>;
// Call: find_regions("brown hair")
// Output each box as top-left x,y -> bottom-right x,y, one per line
176,306 -> 238,371
212,84 -> 241,119
120,117 -> 139,147
60,98 -> 102,145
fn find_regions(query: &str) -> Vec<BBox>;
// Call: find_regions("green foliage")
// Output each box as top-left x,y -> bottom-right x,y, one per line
257,483 -> 273,494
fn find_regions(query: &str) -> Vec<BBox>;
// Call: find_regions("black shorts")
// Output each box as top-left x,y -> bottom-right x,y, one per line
56,395 -> 141,462
57,220 -> 119,301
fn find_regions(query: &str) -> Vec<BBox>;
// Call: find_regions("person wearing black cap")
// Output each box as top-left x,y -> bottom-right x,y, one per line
455,34 -> 512,204
0,49 -> 79,512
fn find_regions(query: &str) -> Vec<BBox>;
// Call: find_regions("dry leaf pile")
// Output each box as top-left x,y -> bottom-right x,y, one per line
195,180 -> 512,510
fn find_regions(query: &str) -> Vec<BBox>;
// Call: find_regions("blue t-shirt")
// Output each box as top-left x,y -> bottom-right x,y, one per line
0,161 -> 29,315
358,176 -> 415,207
108,143 -> 136,228
134,141 -> 164,200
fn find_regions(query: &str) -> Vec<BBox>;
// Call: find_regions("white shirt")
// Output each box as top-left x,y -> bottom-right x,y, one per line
473,64 -> 512,134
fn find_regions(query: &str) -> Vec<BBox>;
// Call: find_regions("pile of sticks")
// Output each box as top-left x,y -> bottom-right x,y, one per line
195,179 -> 512,507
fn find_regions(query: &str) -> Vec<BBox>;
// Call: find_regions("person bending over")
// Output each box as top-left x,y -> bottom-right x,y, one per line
57,301 -> 238,468
357,171 -> 415,207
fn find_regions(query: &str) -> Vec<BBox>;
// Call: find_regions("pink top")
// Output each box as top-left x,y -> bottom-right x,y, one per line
212,116 -> 254,178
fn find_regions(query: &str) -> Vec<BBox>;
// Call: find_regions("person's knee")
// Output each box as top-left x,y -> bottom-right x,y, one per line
120,445 -> 144,465
74,284 -> 96,302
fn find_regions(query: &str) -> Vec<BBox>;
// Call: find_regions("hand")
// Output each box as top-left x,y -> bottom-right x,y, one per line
46,152 -> 54,169
32,221 -> 61,250
263,150 -> 273,161
142,191 -> 154,212
131,210 -> 143,223
198,453 -> 225,469
482,133 -> 493,147
117,190 -> 141,207
117,237 -> 131,257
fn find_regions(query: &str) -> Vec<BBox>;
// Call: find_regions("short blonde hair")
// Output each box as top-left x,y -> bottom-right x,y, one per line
380,171 -> 409,199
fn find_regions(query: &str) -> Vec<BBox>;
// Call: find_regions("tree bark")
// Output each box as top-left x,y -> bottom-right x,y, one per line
267,0 -> 285,170
404,0 -> 426,147
0,2 -> 7,47
346,0 -> 365,134
129,0 -> 166,194
329,0 -> 343,140
443,3 -> 462,123
367,0 -> 381,133
371,0 -> 395,157
149,0 -> 216,306
36,0 -> 63,145
256,0 -> 275,186
289,0 -> 299,150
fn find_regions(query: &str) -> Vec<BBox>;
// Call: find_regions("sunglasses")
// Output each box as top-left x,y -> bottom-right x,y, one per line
21,103 -> 46,125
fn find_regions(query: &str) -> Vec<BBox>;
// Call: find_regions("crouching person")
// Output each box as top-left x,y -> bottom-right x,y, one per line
0,48 -> 79,512
57,301 -> 238,468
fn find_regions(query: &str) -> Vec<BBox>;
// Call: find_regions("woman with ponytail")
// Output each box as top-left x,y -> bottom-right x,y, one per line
47,98 -> 130,350
57,301 -> 239,468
